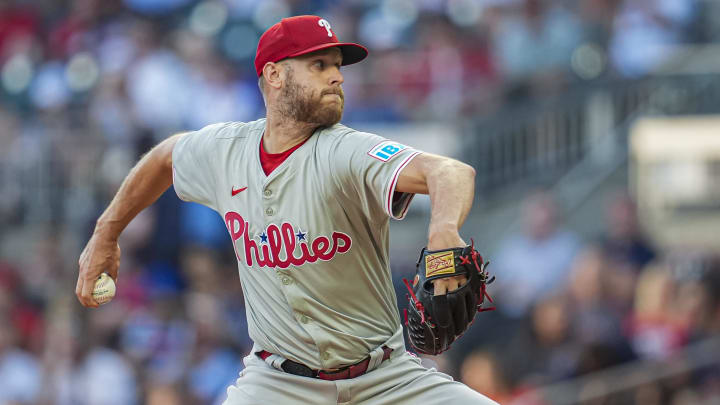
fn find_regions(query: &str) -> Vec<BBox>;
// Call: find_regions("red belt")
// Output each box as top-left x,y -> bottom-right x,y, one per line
258,346 -> 393,380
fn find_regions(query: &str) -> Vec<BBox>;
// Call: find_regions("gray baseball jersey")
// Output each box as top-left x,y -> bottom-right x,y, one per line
172,118 -> 421,370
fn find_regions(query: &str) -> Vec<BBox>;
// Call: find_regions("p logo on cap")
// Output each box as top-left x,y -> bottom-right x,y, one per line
318,19 -> 333,37
255,15 -> 368,77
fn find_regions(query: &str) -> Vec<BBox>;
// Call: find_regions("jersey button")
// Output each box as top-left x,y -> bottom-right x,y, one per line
265,207 -> 274,216
321,352 -> 330,361
300,315 -> 310,324
264,189 -> 272,197
281,276 -> 292,285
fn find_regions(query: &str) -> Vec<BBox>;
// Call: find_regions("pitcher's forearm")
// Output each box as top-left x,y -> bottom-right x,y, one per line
95,134 -> 183,240
426,160 -> 475,245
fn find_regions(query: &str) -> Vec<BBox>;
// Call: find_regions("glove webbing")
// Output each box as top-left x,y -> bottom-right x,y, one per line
467,241 -> 496,312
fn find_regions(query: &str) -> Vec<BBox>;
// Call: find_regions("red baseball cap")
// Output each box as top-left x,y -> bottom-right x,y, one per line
255,15 -> 368,77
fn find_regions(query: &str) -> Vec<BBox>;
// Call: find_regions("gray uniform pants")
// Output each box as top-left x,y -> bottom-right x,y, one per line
223,351 -> 498,405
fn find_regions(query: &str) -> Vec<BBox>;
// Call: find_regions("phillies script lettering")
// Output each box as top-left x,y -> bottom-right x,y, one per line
224,211 -> 352,269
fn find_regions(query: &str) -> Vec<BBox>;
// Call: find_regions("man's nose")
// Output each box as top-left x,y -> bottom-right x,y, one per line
329,67 -> 344,87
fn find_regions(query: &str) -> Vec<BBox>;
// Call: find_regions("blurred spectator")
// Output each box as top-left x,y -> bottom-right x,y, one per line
490,0 -> 583,98
609,0 -> 697,76
73,346 -> 139,405
187,325 -> 241,403
460,350 -> 512,404
88,74 -> 137,146
47,0 -> 103,60
625,264 -> 687,360
0,314 -> 41,405
600,192 -> 656,272
564,247 -> 638,383
567,247 -> 627,347
120,293 -> 195,384
0,1 -> 40,61
145,383 -> 183,405
577,0 -> 621,48
494,191 -> 581,318
0,261 -> 44,356
126,47 -> 192,134
672,277 -> 714,340
503,294 -> 579,385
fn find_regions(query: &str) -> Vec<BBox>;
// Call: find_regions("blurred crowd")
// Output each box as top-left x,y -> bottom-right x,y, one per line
1,0 -> 720,404
0,0 -> 712,127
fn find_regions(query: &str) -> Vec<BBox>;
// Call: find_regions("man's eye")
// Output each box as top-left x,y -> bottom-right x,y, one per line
314,60 -> 324,68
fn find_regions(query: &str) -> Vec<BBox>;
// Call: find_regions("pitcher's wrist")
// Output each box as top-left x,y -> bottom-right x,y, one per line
94,218 -> 121,242
427,223 -> 464,250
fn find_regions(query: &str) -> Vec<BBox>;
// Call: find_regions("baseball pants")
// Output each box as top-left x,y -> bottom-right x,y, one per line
223,350 -> 498,405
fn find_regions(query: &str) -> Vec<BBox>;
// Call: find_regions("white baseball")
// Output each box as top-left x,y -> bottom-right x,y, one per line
92,273 -> 116,305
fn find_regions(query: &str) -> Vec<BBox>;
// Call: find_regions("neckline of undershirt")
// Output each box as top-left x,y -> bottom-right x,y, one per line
259,133 -> 312,176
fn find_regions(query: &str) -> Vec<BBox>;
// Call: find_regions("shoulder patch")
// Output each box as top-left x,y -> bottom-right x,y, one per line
367,140 -> 408,162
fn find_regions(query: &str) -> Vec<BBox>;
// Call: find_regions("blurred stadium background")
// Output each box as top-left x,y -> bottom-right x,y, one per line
1,0 -> 720,404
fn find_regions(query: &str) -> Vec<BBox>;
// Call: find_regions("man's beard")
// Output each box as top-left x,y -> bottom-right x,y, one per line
279,72 -> 344,127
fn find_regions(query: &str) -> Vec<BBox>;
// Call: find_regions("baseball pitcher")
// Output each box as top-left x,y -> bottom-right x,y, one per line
77,15 -> 497,405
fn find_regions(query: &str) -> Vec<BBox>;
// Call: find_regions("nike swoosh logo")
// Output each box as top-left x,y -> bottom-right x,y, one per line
231,186 -> 247,196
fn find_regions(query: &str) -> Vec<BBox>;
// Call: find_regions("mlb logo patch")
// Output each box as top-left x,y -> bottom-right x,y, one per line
367,141 -> 408,162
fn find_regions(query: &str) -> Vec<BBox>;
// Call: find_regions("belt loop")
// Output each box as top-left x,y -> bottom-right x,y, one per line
264,353 -> 287,371
366,345 -> 385,373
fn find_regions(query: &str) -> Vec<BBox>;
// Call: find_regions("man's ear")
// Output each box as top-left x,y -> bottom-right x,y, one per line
263,62 -> 284,91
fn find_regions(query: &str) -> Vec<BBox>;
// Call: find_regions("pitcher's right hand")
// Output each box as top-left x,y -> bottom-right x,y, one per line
76,232 -> 120,308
